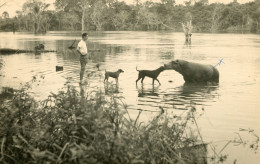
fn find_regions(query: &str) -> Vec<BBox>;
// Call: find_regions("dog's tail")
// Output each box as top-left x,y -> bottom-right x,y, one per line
105,69 -> 107,73
136,66 -> 139,71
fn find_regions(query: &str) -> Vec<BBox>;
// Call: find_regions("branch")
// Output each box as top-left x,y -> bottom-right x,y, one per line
181,21 -> 193,34
161,23 -> 174,30
0,2 -> 6,8
57,142 -> 69,162
0,137 -> 6,161
68,39 -> 76,49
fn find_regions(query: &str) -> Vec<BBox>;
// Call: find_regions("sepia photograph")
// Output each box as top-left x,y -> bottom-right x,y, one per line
0,0 -> 259,163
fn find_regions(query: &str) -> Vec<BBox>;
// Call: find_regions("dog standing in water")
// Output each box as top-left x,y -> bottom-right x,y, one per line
136,66 -> 165,85
104,69 -> 124,84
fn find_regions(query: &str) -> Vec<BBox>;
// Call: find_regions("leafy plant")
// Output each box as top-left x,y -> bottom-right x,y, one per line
0,77 -> 258,163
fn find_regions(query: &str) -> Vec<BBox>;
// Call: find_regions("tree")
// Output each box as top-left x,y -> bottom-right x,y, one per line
210,4 -> 224,33
110,1 -> 131,30
90,0 -> 108,31
112,11 -> 130,30
252,0 -> 260,32
3,0 -> 258,33
0,2 -> 6,9
161,0 -> 175,7
22,0 -> 50,33
40,11 -> 55,32
55,0 -> 96,32
15,11 -> 23,31
138,4 -> 161,30
182,20 -> 192,42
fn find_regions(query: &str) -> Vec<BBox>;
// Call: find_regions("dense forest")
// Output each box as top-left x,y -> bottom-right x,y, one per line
0,0 -> 260,33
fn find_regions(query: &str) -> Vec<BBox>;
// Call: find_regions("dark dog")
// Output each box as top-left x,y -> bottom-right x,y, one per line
136,66 -> 165,85
104,69 -> 124,83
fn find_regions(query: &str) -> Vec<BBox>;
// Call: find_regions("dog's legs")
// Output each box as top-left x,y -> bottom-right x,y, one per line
156,79 -> 161,85
104,75 -> 108,82
141,77 -> 145,83
136,75 -> 142,85
136,78 -> 141,85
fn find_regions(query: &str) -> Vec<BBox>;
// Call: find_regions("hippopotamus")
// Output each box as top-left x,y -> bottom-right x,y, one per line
164,59 -> 219,84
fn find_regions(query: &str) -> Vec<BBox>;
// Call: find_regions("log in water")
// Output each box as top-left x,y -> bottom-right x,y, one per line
0,48 -> 56,54
0,48 -> 104,55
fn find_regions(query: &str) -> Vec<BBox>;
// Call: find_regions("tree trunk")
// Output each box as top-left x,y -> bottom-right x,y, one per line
242,15 -> 245,33
13,22 -> 15,34
26,19 -> 29,31
34,23 -> 37,33
211,7 -> 217,33
256,21 -> 259,33
36,20 -> 40,33
96,23 -> 102,31
211,15 -> 215,33
182,20 -> 192,43
58,20 -> 61,30
17,19 -> 20,31
211,6 -> 222,33
81,8 -> 86,32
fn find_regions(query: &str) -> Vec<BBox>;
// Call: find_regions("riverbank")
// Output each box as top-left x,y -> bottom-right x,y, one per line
1,76 -> 259,163
0,78 -> 210,163
0,28 -> 259,34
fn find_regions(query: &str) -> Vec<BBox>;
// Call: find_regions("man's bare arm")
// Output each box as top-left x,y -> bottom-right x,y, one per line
76,49 -> 83,55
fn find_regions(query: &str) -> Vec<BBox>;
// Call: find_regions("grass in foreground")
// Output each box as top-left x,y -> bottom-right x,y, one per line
0,77 -> 258,164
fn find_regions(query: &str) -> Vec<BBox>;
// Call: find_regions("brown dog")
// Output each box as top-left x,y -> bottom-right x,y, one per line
136,66 -> 165,85
104,69 -> 124,83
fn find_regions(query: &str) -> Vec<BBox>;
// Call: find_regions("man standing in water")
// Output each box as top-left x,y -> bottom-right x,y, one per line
77,33 -> 89,84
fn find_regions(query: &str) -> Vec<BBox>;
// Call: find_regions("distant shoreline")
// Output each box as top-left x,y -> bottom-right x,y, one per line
0,29 -> 259,34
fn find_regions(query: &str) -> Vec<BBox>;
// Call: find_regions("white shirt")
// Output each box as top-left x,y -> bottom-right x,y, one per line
77,40 -> 88,55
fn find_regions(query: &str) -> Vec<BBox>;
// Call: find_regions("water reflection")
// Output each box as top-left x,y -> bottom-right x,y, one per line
184,40 -> 191,46
179,83 -> 219,101
163,83 -> 219,110
79,83 -> 88,109
137,85 -> 159,97
104,82 -> 120,94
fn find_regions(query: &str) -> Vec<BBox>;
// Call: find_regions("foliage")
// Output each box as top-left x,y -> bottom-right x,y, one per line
90,0 -> 108,31
0,75 -> 259,163
22,0 -> 51,33
0,77 -> 212,164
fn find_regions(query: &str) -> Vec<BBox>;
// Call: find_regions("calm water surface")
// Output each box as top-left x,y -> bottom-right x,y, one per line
0,31 -> 260,163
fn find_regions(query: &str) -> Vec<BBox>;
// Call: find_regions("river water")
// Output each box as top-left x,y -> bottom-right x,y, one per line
0,31 -> 260,163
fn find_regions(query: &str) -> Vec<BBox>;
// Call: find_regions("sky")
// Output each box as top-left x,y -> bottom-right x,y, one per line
0,0 -> 254,18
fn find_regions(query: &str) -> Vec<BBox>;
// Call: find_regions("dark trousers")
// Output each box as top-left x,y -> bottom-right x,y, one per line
80,55 -> 88,81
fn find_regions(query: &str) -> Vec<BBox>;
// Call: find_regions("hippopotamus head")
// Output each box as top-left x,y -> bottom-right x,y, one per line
164,60 -> 185,73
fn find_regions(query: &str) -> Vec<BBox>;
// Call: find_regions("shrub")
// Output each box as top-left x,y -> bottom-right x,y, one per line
0,78 -> 223,164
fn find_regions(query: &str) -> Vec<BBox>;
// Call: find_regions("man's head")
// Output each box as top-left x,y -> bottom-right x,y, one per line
82,33 -> 88,41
